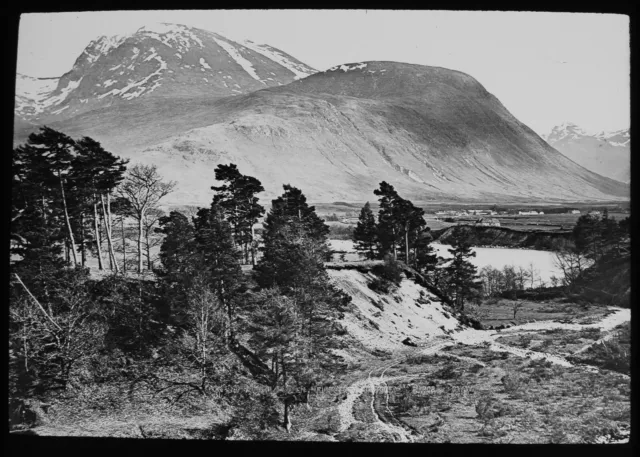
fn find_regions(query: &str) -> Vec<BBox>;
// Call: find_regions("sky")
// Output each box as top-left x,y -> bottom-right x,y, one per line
16,10 -> 630,135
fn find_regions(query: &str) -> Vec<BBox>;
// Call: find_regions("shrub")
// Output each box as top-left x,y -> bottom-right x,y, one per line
475,394 -> 510,423
501,372 -> 528,394
372,256 -> 403,285
590,339 -> 629,374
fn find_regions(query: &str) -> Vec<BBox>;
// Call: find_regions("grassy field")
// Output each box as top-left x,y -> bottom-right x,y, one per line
472,299 -> 610,327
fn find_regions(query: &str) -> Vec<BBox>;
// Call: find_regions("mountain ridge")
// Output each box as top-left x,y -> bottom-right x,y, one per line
543,122 -> 630,183
14,27 -> 629,205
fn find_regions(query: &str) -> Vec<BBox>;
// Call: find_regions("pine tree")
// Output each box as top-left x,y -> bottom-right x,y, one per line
156,211 -> 197,283
211,164 -> 265,265
374,181 -> 402,259
265,184 -> 330,243
74,137 -> 128,272
193,204 -> 243,341
442,232 -> 481,311
373,181 -> 426,264
353,202 -> 378,260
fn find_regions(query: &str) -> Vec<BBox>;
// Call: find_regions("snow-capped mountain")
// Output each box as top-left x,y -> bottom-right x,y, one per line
14,23 -> 316,123
543,122 -> 630,183
15,60 -> 628,205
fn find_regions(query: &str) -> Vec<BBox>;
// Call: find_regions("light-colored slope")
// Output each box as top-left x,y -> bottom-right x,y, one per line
328,269 -> 461,351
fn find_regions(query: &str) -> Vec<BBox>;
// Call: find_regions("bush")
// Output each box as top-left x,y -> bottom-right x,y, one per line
475,394 -> 510,423
501,372 -> 528,394
369,256 -> 403,293
590,339 -> 629,374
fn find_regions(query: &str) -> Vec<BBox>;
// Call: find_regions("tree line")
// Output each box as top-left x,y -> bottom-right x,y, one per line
11,129 -> 350,436
352,181 -> 481,311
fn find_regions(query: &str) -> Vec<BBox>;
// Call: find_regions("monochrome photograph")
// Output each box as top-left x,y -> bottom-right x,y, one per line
10,9 -> 630,443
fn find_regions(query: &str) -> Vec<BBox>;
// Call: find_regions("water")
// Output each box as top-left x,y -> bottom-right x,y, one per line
433,243 -> 562,287
329,239 -> 564,287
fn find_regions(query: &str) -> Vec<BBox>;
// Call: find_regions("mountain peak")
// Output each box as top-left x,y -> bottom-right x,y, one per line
545,122 -> 630,183
15,24 -> 317,123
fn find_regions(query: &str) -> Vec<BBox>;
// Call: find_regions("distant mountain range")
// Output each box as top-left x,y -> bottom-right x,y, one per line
542,122 -> 630,183
13,23 -> 629,205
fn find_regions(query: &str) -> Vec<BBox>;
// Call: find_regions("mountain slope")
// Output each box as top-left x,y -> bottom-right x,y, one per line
542,122 -> 630,183
15,57 -> 628,205
14,23 -> 316,123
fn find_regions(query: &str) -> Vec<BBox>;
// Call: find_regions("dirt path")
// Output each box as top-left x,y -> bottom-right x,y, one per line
334,307 -> 630,440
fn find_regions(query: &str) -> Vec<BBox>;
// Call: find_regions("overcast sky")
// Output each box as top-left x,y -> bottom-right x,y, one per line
17,10 -> 629,135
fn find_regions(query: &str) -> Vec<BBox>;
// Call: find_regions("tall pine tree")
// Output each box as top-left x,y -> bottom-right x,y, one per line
352,202 -> 378,260
442,232 -> 481,311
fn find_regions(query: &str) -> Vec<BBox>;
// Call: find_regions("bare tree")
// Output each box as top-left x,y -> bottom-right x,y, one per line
553,249 -> 589,287
511,300 -> 523,320
527,262 -> 539,289
142,208 -> 165,271
118,165 -> 176,273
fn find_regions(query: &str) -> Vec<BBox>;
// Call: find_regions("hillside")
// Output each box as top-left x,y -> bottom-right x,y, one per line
543,123 -> 630,183
15,61 -> 629,205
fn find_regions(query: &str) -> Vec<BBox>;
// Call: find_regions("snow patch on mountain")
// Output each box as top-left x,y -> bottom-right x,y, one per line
241,40 -> 315,80
211,36 -> 265,84
44,77 -> 83,108
328,63 -> 368,72
199,58 -> 211,70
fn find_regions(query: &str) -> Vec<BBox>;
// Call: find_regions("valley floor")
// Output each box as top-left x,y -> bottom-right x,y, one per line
20,305 -> 630,443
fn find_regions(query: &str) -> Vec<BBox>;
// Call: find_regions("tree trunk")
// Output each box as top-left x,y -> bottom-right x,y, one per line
80,213 -> 86,266
145,229 -> 152,271
137,213 -> 144,273
283,401 -> 292,432
57,172 -> 78,266
251,225 -> 256,266
93,202 -> 104,270
100,194 -> 119,273
405,227 -> 409,265
121,217 -> 127,273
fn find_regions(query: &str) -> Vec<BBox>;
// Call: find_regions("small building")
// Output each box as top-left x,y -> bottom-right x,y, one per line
518,211 -> 538,216
570,210 -> 581,215
475,217 -> 501,227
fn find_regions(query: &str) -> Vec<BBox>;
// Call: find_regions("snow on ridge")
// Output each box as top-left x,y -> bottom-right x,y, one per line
199,58 -> 211,69
98,56 -> 167,101
144,48 -> 158,61
240,40 -> 315,80
212,36 -> 265,84
15,74 -> 58,100
42,77 -> 84,108
327,63 -> 368,73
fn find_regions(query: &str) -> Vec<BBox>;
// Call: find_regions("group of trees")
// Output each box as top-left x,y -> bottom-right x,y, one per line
11,143 -> 352,434
352,182 -> 481,310
478,263 -> 542,297
155,176 -> 350,430
12,127 -> 176,275
353,182 -> 436,272
553,210 -> 630,288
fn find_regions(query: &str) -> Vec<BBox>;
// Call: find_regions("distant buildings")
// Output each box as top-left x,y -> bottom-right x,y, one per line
518,211 -> 541,215
340,217 -> 360,224
475,218 -> 501,227
570,210 -> 581,215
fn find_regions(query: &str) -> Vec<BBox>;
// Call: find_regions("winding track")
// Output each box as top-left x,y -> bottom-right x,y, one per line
334,307 -> 630,440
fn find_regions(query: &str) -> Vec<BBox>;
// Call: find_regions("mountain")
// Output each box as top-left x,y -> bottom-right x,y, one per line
14,23 -> 316,123
543,122 -> 630,183
14,29 -> 628,206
